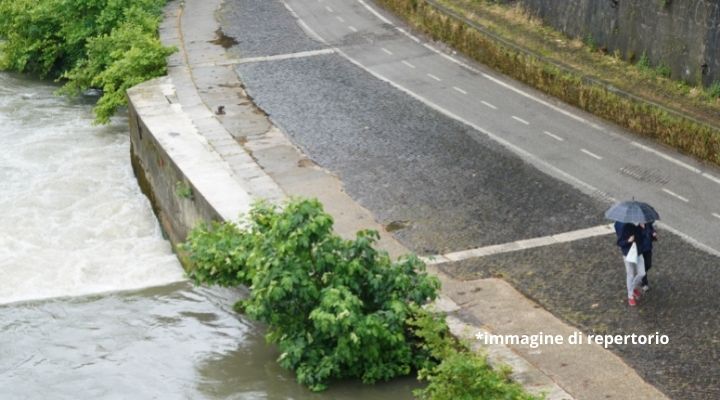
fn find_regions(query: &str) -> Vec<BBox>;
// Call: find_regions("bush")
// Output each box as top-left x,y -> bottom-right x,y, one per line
182,199 -> 441,391
637,51 -> 651,71
708,81 -> 720,98
0,0 -> 175,124
409,310 -> 542,400
415,350 -> 540,400
656,64 -> 672,78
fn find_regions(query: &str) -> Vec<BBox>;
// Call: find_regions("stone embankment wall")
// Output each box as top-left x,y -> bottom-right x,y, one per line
127,77 -> 253,254
513,0 -> 720,86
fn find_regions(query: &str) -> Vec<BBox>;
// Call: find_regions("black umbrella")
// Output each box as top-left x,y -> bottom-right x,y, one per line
605,201 -> 660,224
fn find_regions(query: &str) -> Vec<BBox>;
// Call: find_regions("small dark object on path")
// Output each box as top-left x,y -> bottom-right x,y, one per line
215,105 -> 225,115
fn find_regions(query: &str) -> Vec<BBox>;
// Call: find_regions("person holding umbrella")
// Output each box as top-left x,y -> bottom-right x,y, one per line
605,201 -> 660,306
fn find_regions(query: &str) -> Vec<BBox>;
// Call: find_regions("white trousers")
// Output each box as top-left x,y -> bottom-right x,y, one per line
624,254 -> 646,298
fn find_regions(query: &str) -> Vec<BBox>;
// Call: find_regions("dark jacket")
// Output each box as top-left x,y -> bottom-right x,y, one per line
614,222 -> 655,256
614,222 -> 638,256
637,222 -> 656,253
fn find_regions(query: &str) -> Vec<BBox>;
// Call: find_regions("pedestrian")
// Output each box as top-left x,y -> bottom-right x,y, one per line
614,221 -> 646,306
637,221 -> 658,292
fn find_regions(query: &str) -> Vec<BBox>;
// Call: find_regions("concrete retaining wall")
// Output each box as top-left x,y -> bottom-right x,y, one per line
127,77 -> 252,252
513,0 -> 720,85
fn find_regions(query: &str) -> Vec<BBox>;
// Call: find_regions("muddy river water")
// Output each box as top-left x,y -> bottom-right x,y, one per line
0,72 -> 417,399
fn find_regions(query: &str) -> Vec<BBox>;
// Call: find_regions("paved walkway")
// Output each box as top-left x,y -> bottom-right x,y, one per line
153,0 -> 671,398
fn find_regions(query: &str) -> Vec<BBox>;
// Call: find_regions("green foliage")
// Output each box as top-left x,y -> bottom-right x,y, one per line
0,0 -> 175,124
655,64 -> 671,78
708,81 -> 720,98
414,349 -> 541,400
175,180 -> 193,200
182,198 -> 441,391
583,33 -> 596,52
637,51 -> 651,71
409,309 -> 542,400
182,220 -> 252,286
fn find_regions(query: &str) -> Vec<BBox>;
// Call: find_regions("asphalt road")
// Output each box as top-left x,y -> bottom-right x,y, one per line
225,0 -> 720,257
222,0 -> 607,254
440,232 -> 720,400
219,1 -> 720,398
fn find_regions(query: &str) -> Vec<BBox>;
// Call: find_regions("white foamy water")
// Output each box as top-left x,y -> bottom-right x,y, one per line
0,72 -> 184,304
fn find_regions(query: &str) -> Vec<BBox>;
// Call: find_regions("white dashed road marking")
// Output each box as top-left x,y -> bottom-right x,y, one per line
401,60 -> 415,69
325,5 -> 333,12
353,0 -> 718,196
381,47 -> 393,55
543,131 -> 564,142
512,116 -> 529,125
580,149 -> 603,160
713,213 -> 720,220
427,73 -> 442,81
481,101 -> 497,110
336,16 -> 344,22
453,86 -> 467,95
349,26 -> 358,32
662,188 -> 689,203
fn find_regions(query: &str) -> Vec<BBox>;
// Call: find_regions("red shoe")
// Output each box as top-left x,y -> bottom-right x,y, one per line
628,297 -> 637,306
633,288 -> 642,300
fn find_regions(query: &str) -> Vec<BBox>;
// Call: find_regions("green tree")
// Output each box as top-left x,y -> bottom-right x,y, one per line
183,199 -> 441,391
0,0 -> 174,123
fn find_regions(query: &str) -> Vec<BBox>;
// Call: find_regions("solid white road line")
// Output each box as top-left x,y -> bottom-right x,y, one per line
482,73 -> 592,126
581,148 -> 603,160
481,101 -> 497,110
512,116 -> 529,125
702,172 -> 720,186
325,6 -> 333,12
357,0 -> 392,24
631,141 -> 701,174
402,60 -> 415,69
349,26 -> 358,32
358,0 -> 481,72
381,47 -> 393,55
657,221 -> 720,257
453,86 -> 467,95
423,225 -> 615,264
427,73 -> 442,81
230,49 -> 336,64
543,131 -> 564,141
296,19 -> 328,43
662,188 -> 689,203
396,27 -> 421,43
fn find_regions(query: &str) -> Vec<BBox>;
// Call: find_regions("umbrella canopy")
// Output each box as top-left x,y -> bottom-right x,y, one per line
605,201 -> 660,224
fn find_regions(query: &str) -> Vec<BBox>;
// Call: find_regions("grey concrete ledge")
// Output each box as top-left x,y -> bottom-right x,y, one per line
128,77 -> 252,229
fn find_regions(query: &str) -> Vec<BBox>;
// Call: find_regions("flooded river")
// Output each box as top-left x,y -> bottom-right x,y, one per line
0,73 -> 418,399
